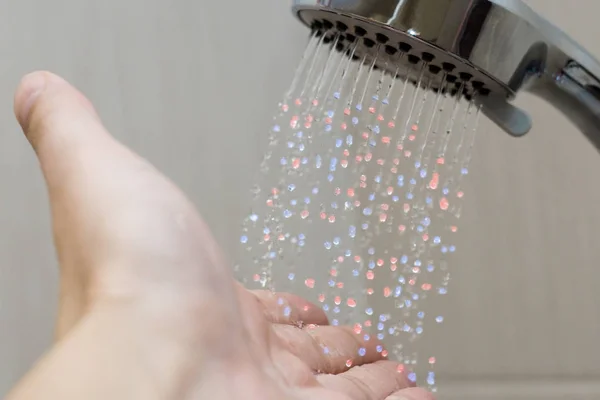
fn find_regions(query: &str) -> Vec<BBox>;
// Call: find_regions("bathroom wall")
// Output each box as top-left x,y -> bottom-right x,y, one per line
0,0 -> 599,398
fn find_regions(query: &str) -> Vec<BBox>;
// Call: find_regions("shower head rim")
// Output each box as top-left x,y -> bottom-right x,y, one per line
291,4 -> 515,101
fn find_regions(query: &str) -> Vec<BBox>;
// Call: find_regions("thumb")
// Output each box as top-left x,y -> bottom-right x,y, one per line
13,72 -> 246,352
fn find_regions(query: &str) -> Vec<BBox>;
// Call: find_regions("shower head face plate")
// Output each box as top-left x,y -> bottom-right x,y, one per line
300,9 -> 510,102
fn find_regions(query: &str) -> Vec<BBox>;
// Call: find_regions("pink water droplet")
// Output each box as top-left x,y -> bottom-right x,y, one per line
366,270 -> 375,280
403,203 -> 410,213
347,188 -> 355,197
377,114 -> 384,121
388,121 -> 396,128
382,136 -> 391,144
398,224 -> 406,232
354,323 -> 363,334
429,172 -> 440,189
383,287 -> 391,297
334,296 -> 341,305
422,283 -> 432,291
367,288 -> 374,295
292,158 -> 301,169
457,191 -> 464,198
300,210 -> 309,219
404,150 -> 412,157
318,294 -> 325,303
377,259 -> 384,266
429,357 -> 436,364
341,123 -> 347,130
344,108 -> 351,115
347,298 -> 357,307
411,124 -> 418,131
379,213 -> 388,222
437,157 -> 445,164
282,104 -> 289,112
328,215 -> 336,223
346,359 -> 353,368
312,99 -> 319,106
439,197 -> 449,210
365,320 -> 372,327
336,282 -> 344,289
422,234 -> 429,241
253,274 -> 260,282
295,98 -> 302,106
408,134 -> 416,141
305,278 -> 315,288
451,226 -> 458,232
368,106 -> 376,114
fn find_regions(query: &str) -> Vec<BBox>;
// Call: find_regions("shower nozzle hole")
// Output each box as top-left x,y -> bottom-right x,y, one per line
428,65 -> 441,74
407,54 -> 420,64
376,33 -> 389,44
446,74 -> 457,83
460,72 -> 473,81
442,62 -> 456,72
355,26 -> 367,37
345,33 -> 356,42
422,52 -> 435,62
336,21 -> 348,32
479,88 -> 491,96
363,38 -> 376,48
322,19 -> 334,30
399,42 -> 412,53
472,80 -> 484,89
385,45 -> 398,55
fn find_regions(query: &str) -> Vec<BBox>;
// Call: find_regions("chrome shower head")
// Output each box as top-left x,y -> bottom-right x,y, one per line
291,0 -> 600,149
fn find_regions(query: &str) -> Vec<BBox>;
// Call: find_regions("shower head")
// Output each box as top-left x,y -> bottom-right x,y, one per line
291,0 -> 600,149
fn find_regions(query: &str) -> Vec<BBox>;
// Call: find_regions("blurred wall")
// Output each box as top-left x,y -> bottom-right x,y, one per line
0,0 -> 599,398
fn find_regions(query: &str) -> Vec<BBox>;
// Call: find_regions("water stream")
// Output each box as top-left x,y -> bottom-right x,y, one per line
234,32 -> 482,392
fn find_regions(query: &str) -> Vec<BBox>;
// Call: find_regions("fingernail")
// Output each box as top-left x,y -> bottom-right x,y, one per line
16,72 -> 49,128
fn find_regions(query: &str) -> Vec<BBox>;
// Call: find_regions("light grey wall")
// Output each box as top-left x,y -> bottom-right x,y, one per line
1,0 -> 599,398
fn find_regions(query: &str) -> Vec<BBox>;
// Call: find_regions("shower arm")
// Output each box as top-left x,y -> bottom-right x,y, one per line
503,0 -> 600,150
291,0 -> 600,149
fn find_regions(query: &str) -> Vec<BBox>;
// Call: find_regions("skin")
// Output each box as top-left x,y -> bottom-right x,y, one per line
6,71 -> 434,400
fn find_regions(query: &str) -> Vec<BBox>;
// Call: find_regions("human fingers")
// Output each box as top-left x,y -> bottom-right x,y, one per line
317,360 -> 415,400
251,289 -> 329,326
273,324 -> 386,374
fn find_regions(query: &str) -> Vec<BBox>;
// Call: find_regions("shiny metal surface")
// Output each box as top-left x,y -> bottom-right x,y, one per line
291,0 -> 600,149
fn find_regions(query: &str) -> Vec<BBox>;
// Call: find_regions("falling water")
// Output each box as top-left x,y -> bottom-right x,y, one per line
234,32 -> 482,392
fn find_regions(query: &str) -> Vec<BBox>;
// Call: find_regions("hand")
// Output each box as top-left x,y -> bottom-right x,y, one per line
7,71 -> 433,400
